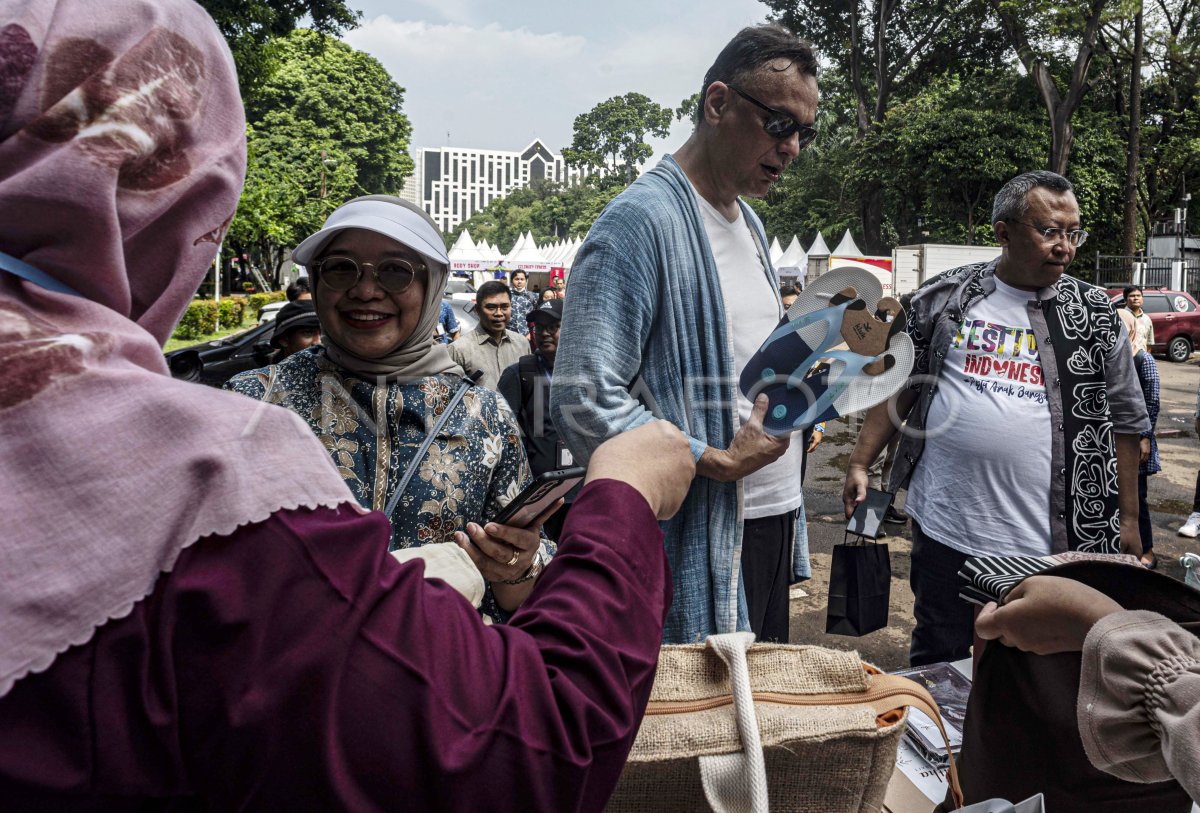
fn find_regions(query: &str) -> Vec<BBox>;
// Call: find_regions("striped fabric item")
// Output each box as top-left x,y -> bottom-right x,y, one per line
958,556 -> 1052,606
957,551 -> 1141,605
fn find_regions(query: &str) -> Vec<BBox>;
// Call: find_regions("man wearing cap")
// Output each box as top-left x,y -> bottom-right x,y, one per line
498,298 -> 573,539
269,300 -> 321,362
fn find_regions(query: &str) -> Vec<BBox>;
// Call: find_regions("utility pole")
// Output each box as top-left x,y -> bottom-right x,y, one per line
1173,190 -> 1191,291
319,149 -> 327,200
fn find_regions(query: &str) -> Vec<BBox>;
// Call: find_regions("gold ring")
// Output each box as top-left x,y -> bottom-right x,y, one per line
506,551 -> 519,567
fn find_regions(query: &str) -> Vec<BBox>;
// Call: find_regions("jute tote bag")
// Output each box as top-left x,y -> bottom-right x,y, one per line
606,632 -> 964,813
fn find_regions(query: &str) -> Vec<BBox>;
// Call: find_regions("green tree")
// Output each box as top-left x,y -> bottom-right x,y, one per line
226,116 -> 358,282
196,0 -> 359,98
246,30 -> 413,195
990,0 -> 1123,174
226,30 -> 414,283
562,93 -> 673,185
1137,0 -> 1200,230
870,75 -> 1045,244
764,0 -> 1006,252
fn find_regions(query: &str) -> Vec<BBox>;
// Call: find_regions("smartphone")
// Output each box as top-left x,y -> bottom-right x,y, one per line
846,487 -> 894,540
490,467 -> 586,528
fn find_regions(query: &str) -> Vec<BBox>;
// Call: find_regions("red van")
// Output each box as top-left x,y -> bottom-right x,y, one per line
1107,287 -> 1200,362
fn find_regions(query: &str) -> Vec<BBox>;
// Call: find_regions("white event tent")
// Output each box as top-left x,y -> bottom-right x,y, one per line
775,236 -> 808,282
769,236 -> 784,266
832,229 -> 864,257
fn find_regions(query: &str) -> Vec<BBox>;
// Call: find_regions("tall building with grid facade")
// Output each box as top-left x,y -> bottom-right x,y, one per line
400,139 -> 591,233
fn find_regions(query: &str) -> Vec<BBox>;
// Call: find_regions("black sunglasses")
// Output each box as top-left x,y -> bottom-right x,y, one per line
314,256 -> 424,293
728,85 -> 818,148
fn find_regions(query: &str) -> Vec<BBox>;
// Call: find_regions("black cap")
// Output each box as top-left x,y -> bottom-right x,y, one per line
271,300 -> 321,347
529,297 -> 563,325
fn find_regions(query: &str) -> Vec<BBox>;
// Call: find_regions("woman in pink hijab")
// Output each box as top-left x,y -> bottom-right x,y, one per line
0,1 -> 692,810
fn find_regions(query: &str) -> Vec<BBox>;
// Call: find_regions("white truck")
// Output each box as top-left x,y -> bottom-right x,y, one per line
891,244 -> 1000,297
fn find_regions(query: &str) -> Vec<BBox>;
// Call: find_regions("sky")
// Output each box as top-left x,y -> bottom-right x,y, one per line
344,0 -> 771,164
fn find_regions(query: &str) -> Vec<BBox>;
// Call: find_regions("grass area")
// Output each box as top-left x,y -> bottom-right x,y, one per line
163,323 -> 253,353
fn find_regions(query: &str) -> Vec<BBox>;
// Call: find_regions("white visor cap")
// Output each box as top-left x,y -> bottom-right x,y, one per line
292,198 -> 449,270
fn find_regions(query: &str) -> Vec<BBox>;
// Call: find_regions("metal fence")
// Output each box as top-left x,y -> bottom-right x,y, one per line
1094,255 -> 1200,298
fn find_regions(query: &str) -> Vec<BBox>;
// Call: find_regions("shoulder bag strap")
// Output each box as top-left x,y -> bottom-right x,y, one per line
382,370 -> 482,519
867,673 -> 965,809
0,250 -> 83,297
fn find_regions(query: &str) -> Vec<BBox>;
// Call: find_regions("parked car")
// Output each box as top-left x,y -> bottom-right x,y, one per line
165,321 -> 276,387
1107,287 -> 1200,362
446,298 -> 476,336
445,277 -> 476,306
257,300 -> 287,325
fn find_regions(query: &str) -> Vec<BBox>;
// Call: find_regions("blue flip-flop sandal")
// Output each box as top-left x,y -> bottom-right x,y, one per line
739,266 -> 914,434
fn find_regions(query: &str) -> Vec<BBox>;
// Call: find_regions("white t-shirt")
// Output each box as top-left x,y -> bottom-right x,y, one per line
694,190 -> 806,520
905,276 -> 1053,556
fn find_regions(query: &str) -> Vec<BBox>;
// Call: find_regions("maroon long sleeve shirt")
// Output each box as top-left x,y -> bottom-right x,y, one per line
0,480 -> 669,811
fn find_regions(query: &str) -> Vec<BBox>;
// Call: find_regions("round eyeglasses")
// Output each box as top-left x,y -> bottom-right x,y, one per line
1006,220 -> 1089,248
727,85 -> 818,149
314,256 -> 424,293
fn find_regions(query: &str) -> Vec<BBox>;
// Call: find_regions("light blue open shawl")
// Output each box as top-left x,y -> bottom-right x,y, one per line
551,155 -> 810,643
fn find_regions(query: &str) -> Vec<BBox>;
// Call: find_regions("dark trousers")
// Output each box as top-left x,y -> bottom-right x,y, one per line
741,511 -> 795,643
1192,470 -> 1200,514
800,426 -> 814,483
1138,473 -> 1154,553
909,521 -> 974,667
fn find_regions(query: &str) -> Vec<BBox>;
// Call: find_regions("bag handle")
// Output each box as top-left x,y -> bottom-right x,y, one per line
699,632 -> 770,813
867,673 -> 965,810
695,635 -> 965,812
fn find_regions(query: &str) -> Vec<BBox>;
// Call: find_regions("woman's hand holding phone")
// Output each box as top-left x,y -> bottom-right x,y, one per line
453,499 -> 562,612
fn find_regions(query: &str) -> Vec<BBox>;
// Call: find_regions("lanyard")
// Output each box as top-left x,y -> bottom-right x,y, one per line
0,250 -> 82,297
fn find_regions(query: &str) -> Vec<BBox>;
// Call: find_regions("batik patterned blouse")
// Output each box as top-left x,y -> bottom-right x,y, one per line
226,348 -> 555,607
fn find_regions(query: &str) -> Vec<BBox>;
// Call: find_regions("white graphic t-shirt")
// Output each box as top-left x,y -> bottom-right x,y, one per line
905,276 -> 1053,556
693,188 -> 805,520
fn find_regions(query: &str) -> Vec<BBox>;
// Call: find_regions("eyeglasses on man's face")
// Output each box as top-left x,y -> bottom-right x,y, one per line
727,85 -> 818,149
315,255 -> 424,293
1006,220 -> 1089,248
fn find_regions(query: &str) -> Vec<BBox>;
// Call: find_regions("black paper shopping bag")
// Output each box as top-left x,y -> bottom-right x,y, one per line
825,539 -> 891,636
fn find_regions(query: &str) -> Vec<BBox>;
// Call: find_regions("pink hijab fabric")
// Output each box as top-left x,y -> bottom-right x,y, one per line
0,0 -> 357,697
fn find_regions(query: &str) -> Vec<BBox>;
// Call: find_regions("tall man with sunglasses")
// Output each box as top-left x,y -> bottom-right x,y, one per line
552,25 -> 818,644
843,171 -> 1150,666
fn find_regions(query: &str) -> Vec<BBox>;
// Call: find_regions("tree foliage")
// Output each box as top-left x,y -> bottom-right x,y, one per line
196,0 -> 359,97
869,75 -> 1046,244
226,29 -> 414,282
742,0 -> 1199,266
990,0 -> 1118,174
763,0 -> 1005,252
245,30 -> 413,195
562,93 -> 673,185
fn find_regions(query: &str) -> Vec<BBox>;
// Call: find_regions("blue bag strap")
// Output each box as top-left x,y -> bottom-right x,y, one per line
0,250 -> 82,297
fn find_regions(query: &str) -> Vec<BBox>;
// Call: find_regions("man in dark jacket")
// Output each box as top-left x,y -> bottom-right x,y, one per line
499,298 -> 572,539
